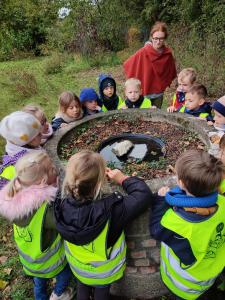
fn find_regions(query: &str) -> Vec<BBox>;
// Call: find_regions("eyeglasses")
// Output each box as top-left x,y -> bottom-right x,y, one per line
152,37 -> 165,42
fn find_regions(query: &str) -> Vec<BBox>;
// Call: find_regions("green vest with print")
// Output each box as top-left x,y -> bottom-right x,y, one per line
102,96 -> 124,112
64,221 -> 126,286
118,97 -> 152,109
179,105 -> 209,119
14,202 -> 66,278
160,194 -> 225,300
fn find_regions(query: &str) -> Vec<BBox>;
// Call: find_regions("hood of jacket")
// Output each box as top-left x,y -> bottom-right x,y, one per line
54,190 -> 124,245
98,73 -> 117,100
0,184 -> 57,222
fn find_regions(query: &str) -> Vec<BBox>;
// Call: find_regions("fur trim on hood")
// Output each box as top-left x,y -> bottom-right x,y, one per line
0,184 -> 57,222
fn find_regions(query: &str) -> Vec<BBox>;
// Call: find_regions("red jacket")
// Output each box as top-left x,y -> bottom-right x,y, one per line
123,44 -> 177,95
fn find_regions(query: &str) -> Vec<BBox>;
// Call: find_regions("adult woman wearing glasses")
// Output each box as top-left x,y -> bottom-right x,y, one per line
123,22 -> 177,108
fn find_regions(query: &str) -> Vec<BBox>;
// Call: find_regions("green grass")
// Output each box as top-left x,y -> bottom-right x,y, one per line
0,51 -> 126,156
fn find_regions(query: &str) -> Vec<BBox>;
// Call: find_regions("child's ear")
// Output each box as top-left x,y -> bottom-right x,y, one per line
199,98 -> 205,106
177,179 -> 185,190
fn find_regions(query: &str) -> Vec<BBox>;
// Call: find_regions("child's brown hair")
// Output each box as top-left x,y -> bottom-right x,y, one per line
188,84 -> 207,99
150,21 -> 168,39
175,150 -> 225,196
58,91 -> 81,113
62,150 -> 106,201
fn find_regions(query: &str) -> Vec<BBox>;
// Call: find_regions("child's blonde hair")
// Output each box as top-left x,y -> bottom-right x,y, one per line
178,68 -> 197,84
7,151 -> 56,197
58,91 -> 81,113
23,104 -> 46,126
62,150 -> 106,201
125,78 -> 141,90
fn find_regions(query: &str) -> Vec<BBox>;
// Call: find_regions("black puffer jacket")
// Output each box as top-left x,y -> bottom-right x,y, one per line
54,176 -> 153,248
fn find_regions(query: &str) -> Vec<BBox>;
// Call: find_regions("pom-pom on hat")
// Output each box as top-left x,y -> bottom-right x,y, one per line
79,88 -> 99,103
0,111 -> 41,146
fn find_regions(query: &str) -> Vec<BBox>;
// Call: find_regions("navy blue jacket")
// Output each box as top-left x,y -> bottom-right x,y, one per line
54,177 -> 153,248
51,117 -> 66,132
179,102 -> 213,122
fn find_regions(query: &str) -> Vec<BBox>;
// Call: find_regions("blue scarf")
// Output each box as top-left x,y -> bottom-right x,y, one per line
165,186 -> 218,208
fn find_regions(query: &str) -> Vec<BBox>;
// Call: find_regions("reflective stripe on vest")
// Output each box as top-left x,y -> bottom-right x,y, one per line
65,221 -> 126,285
172,93 -> 176,107
17,238 -> 63,263
102,96 -> 124,112
22,255 -> 66,275
179,106 -> 208,118
14,203 -> 66,278
160,195 -> 225,299
161,243 -> 215,299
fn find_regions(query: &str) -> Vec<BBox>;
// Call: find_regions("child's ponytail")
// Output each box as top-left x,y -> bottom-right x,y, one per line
7,177 -> 22,198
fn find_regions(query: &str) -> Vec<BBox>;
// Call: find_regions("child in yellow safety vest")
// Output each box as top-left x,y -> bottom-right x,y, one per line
54,150 -> 153,300
150,150 -> 225,300
119,78 -> 153,109
0,151 -> 74,300
167,68 -> 196,113
177,84 -> 213,122
0,111 -> 43,189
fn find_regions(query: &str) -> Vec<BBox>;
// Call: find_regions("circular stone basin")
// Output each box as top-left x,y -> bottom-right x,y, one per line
45,109 -> 213,299
98,133 -> 165,169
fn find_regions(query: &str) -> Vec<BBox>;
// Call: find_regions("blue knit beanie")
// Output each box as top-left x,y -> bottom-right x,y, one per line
80,88 -> 99,103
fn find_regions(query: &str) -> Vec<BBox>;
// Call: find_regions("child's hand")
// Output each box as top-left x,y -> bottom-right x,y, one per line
151,105 -> 157,109
106,168 -> 128,185
167,106 -> 177,113
158,186 -> 170,196
42,122 -> 49,134
207,121 -> 214,126
120,104 -> 127,110
60,123 -> 69,128
96,105 -> 102,111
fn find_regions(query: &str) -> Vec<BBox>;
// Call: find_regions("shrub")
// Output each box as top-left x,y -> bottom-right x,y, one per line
44,53 -> 64,75
168,25 -> 224,98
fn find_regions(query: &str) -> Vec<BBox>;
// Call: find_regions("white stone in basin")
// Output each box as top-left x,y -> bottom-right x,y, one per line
112,140 -> 134,157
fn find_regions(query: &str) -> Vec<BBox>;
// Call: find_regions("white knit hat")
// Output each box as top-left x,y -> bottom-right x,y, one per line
0,111 -> 41,146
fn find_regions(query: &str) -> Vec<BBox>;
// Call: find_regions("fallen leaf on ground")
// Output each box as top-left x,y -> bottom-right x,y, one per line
197,144 -> 205,150
0,279 -> 8,289
3,268 -> 12,275
0,256 -> 8,264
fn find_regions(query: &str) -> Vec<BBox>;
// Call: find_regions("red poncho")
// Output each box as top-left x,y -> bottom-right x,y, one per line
123,44 -> 177,95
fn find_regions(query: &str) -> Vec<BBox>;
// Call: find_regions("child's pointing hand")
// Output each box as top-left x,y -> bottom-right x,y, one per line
106,168 -> 129,185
